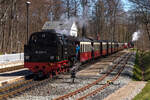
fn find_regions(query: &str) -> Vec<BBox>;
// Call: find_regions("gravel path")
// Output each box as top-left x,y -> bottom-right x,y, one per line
104,81 -> 146,100
8,51 -> 136,100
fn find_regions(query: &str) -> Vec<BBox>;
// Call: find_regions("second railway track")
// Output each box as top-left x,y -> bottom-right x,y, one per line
53,53 -> 132,100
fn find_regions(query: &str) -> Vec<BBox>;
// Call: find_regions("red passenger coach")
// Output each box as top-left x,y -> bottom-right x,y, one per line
108,42 -> 112,54
93,42 -> 101,58
112,42 -> 115,53
80,42 -> 92,62
114,42 -> 118,52
124,43 -> 128,48
102,42 -> 107,56
118,43 -> 122,51
118,43 -> 124,51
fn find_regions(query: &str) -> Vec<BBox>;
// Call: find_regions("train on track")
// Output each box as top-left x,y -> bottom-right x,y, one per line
24,29 -> 130,79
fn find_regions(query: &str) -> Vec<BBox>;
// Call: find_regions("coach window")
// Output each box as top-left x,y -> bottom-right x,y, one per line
104,43 -> 106,50
86,44 -> 90,52
88,45 -> 89,52
95,44 -> 98,51
87,44 -> 88,52
87,45 -> 88,52
89,45 -> 91,52
86,44 -> 89,51
84,44 -> 86,52
85,44 -> 87,52
83,44 -> 84,52
84,44 -> 85,52
82,44 -> 83,52
96,44 -> 98,51
103,43 -> 104,50
95,44 -> 97,51
86,44 -> 88,52
86,44 -> 87,52
85,44 -> 86,52
85,44 -> 88,52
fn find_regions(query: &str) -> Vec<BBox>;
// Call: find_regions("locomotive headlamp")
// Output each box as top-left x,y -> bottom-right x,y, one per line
25,56 -> 30,60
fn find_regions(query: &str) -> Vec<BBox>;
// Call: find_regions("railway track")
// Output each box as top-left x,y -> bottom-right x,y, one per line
0,77 -> 53,100
0,69 -> 68,99
0,51 -> 126,100
53,53 -> 131,100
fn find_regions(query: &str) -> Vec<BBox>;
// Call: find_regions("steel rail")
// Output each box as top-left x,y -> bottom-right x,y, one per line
77,54 -> 131,100
0,78 -> 52,100
53,53 -> 130,100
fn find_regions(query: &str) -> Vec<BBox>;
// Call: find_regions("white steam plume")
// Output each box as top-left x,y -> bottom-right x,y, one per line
59,14 -> 89,28
132,30 -> 142,41
55,13 -> 89,36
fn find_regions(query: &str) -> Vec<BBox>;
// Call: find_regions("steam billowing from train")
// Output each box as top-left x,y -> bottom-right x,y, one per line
42,10 -> 90,37
42,20 -> 78,37
132,30 -> 142,41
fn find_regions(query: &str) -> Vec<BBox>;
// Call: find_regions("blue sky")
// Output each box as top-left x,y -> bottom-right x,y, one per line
121,0 -> 133,11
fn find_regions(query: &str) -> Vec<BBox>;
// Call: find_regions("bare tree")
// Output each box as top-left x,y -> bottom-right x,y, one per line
129,0 -> 150,43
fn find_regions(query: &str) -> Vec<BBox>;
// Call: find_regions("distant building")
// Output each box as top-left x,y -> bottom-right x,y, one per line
42,21 -> 78,37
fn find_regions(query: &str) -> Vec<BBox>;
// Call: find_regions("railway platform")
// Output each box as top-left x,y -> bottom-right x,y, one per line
0,60 -> 23,69
76,59 -> 114,77
0,68 -> 31,87
0,60 -> 31,87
